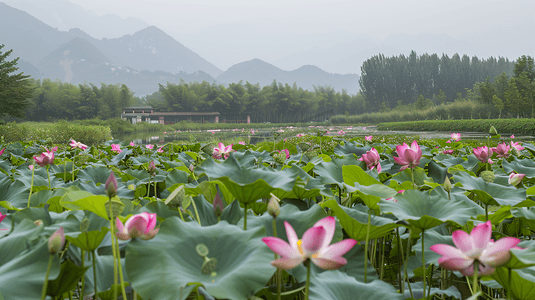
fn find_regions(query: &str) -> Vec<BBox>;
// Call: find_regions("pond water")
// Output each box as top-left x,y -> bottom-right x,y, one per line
114,125 -> 534,146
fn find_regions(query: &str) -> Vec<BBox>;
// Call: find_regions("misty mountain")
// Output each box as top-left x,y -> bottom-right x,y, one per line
0,0 -> 148,39
217,59 -> 359,94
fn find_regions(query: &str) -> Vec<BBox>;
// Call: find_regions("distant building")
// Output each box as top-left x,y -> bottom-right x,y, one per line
121,106 -> 220,124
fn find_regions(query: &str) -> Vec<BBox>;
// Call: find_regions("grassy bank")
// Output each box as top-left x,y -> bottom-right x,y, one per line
331,100 -> 492,124
0,121 -> 112,145
376,119 -> 535,135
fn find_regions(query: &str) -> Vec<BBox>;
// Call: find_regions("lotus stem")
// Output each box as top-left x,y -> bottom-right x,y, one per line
191,199 -> 202,226
404,229 -> 414,299
410,167 -> 415,189
422,229 -> 426,300
304,259 -> 311,300
146,180 -> 151,198
396,227 -> 403,293
485,204 -> 489,222
63,147 -> 66,182
92,250 -> 98,299
178,207 -> 185,222
27,161 -> 35,207
154,181 -> 157,199
115,228 -> 128,300
72,148 -> 76,177
472,261 -> 479,295
364,208 -> 371,283
46,164 -> 51,189
108,200 -> 118,300
40,255 -> 54,300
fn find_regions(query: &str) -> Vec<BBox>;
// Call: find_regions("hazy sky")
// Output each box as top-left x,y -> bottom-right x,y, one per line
67,0 -> 533,40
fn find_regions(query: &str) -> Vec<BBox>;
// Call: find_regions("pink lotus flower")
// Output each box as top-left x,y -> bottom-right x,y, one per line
261,216 -> 357,270
430,221 -> 521,276
511,141 -> 525,152
443,150 -> 454,155
509,172 -> 525,186
359,148 -> 382,173
473,146 -> 493,163
386,190 -> 404,202
363,127 -> 366,130
296,134 -> 305,137
277,149 -> 290,159
365,135 -> 373,142
29,165 -> 34,170
105,171 -> 118,198
116,212 -> 159,240
69,140 -> 87,150
146,144 -> 154,150
129,142 -> 135,147
157,147 -> 164,153
213,143 -> 233,159
0,212 -> 8,230
251,129 -> 255,134
338,130 -> 345,135
511,134 -> 515,139
0,148 -> 4,156
238,141 -> 245,145
451,133 -> 461,142
33,149 -> 55,167
394,141 -> 422,171
490,143 -> 510,158
111,144 -> 122,154
446,140 -> 451,143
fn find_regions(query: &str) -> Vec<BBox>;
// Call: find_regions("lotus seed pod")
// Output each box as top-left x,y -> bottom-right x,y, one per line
201,257 -> 217,274
80,217 -> 90,232
196,244 -> 209,257
480,170 -> 496,183
105,199 -> 125,219
274,153 -> 286,165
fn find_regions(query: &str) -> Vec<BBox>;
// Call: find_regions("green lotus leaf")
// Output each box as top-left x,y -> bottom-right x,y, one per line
379,189 -> 478,231
390,167 -> 431,186
511,207 -> 535,232
0,219 -> 45,265
185,195 -> 243,226
412,228 -> 454,266
47,260 -> 89,298
309,270 -> 404,300
0,177 -> 30,209
0,240 -> 61,299
66,227 -> 109,252
314,155 -> 362,189
322,200 -> 401,241
334,141 -> 370,157
453,171 -> 526,206
108,148 -> 132,166
60,190 -> 111,220
343,165 -> 382,187
503,158 -> 535,178
13,208 -> 83,238
130,155 -> 156,166
272,166 -> 332,200
403,282 -> 461,300
126,218 -> 275,300
487,266 -> 535,300
195,155 -> 297,204
504,240 -> 535,269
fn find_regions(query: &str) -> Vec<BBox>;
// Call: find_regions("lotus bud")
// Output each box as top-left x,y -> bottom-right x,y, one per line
213,192 -> 224,218
443,176 -> 452,192
80,217 -> 90,232
489,126 -> 498,135
148,160 -> 156,176
105,198 -> 125,219
189,164 -> 194,173
105,171 -> 118,198
480,170 -> 496,183
34,219 -> 43,227
268,194 -> 281,219
509,173 -> 525,186
48,227 -> 65,255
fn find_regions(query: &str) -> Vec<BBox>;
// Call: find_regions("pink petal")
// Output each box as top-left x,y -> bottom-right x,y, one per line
452,230 -> 473,253
377,162 -> 382,173
430,244 -> 467,259
393,156 -> 408,166
284,221 -> 299,251
301,226 -> 326,255
480,237 -> 521,267
271,257 -> 305,270
319,239 -> 357,259
470,221 -> 492,253
438,256 -> 474,271
311,256 -> 348,270
312,216 -> 336,250
262,237 -> 300,258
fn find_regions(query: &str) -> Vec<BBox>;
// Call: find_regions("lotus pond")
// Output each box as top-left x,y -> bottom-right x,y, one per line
1,130 -> 535,300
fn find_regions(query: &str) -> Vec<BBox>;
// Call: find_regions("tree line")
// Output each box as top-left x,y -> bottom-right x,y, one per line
359,51 -> 516,111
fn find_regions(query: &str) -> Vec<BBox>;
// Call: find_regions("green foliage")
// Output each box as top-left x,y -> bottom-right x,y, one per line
0,44 -> 34,119
0,121 -> 111,144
